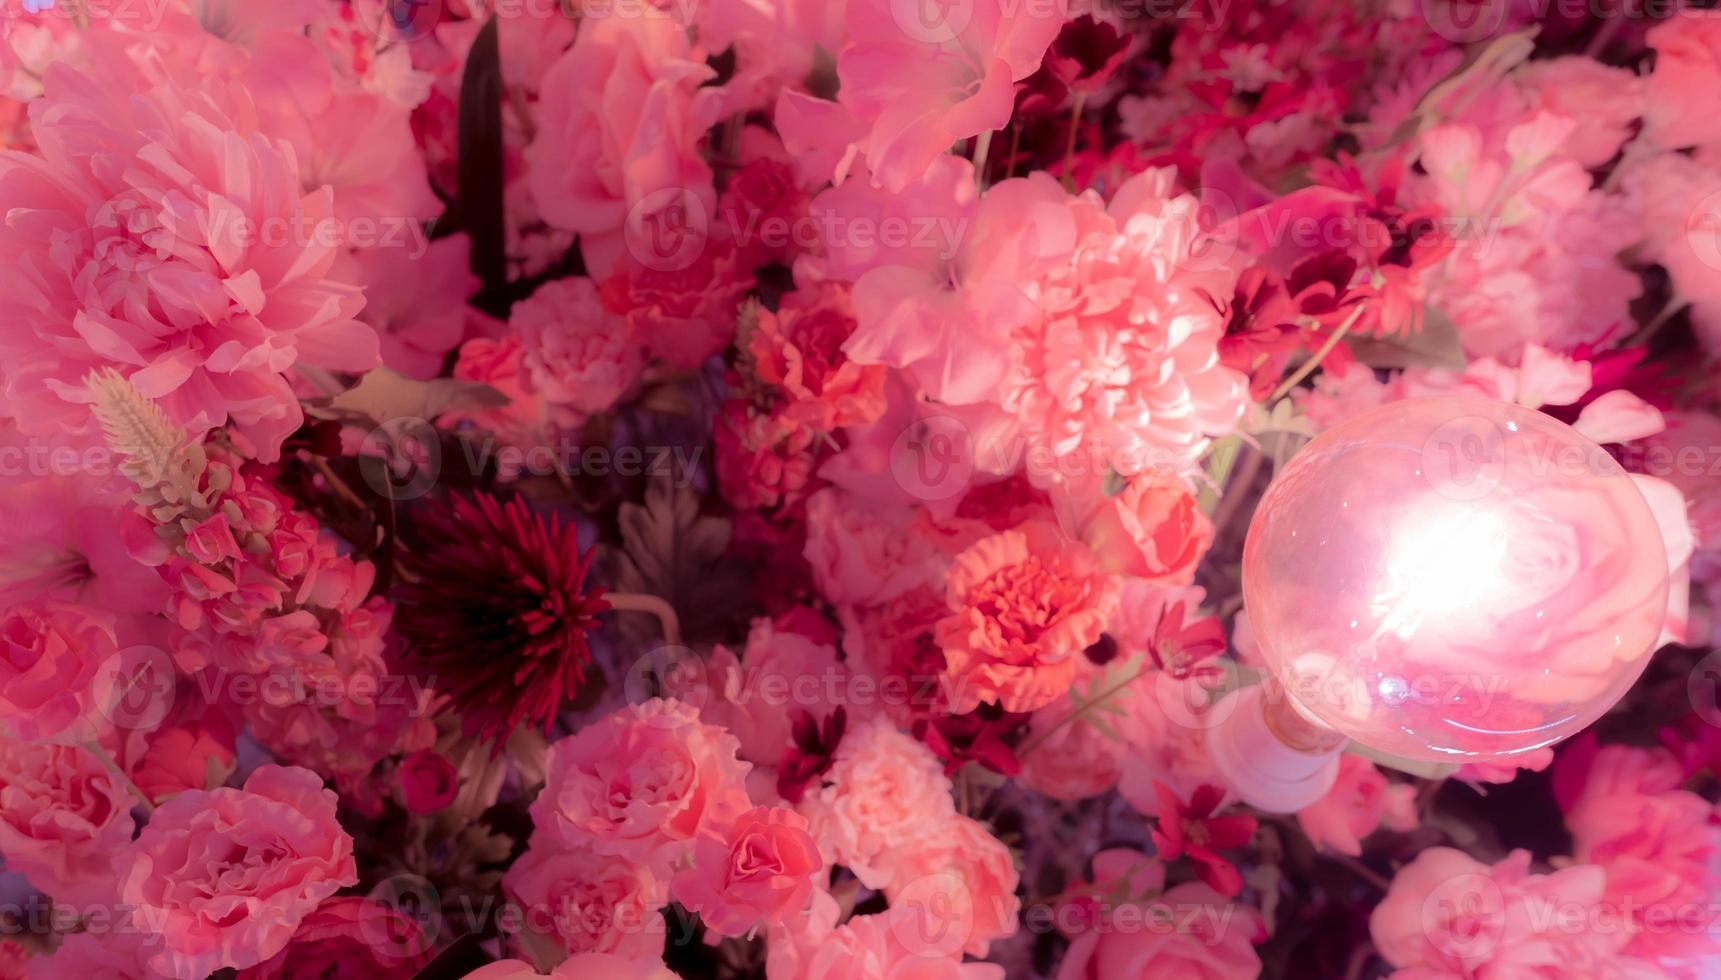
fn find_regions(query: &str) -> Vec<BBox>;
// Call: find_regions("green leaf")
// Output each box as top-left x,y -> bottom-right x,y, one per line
320,367 -> 510,424
1347,309 -> 1466,372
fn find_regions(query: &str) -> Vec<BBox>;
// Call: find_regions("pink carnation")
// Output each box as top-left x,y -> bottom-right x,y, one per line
503,844 -> 668,959
935,521 -> 1119,715
803,489 -> 942,609
798,714 -> 955,889
671,805 -> 825,937
750,285 -> 888,434
117,764 -> 358,977
0,65 -> 375,462
765,904 -> 1006,980
0,739 -> 135,908
130,712 -> 237,805
601,246 -> 751,371
510,277 -> 643,426
529,700 -> 752,873
881,814 -> 1021,958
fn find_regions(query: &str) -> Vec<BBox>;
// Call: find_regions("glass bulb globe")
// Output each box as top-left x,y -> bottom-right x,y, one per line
1242,396 -> 1669,764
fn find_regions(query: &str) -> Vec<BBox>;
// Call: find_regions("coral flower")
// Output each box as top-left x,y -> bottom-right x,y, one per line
395,493 -> 609,742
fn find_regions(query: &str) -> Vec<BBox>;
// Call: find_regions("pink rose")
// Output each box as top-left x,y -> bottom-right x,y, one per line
397,749 -> 459,815
530,700 -> 752,873
1074,473 -> 1214,584
503,844 -> 667,958
672,805 -> 824,937
0,603 -> 119,744
237,897 -> 433,979
1647,10 -> 1721,151
0,740 -> 134,908
117,764 -> 358,977
510,277 -> 643,427
130,712 -> 237,805
798,715 -> 955,889
1295,755 -> 1418,857
936,521 -> 1119,715
881,814 -> 1020,957
1055,849 -> 1265,980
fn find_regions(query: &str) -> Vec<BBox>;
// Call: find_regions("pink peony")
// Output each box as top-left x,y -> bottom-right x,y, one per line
1295,754 -> 1419,857
881,814 -> 1021,958
671,805 -> 825,937
1646,10 -> 1721,151
0,602 -> 117,744
116,764 -> 358,977
529,700 -> 752,873
0,65 -> 375,462
936,521 -> 1119,715
510,277 -> 643,426
503,844 -> 668,959
798,714 -> 956,889
0,739 -> 135,908
1055,849 -> 1265,980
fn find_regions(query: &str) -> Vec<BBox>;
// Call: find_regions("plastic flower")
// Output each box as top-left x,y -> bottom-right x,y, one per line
670,805 -> 825,938
1149,782 -> 1257,897
395,493 -> 610,742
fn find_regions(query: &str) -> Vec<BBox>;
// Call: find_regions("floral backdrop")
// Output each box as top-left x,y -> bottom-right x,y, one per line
0,0 -> 1715,978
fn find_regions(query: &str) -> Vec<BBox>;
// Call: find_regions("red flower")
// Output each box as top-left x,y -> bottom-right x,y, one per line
914,703 -> 1028,778
395,493 -> 609,743
1150,782 -> 1257,897
1148,602 -> 1227,681
778,707 -> 847,804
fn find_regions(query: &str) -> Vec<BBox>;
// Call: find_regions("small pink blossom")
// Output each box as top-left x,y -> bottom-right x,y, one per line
1295,755 -> 1419,857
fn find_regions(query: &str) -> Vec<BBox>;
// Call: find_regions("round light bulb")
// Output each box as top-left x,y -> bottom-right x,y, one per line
1242,396 -> 1669,764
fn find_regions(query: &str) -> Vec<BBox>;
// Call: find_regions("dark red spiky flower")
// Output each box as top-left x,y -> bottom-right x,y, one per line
395,492 -> 609,743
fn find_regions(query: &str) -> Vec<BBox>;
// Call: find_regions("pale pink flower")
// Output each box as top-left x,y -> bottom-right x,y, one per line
336,236 -> 478,380
1295,755 -> 1418,857
525,12 -> 721,278
1118,672 -> 1228,820
503,844 -> 668,959
803,488 -> 943,609
671,805 -> 825,937
0,65 -> 375,462
117,764 -> 357,977
27,929 -> 152,979
826,0 -> 1062,191
510,277 -> 643,426
1055,849 -> 1265,980
1069,471 -> 1214,584
765,903 -> 1006,980
701,616 -> 846,767
881,814 -> 1020,957
1017,695 -> 1133,802
530,700 -> 752,873
1621,152 -> 1721,357
464,955 -> 677,980
1646,10 -> 1721,151
936,521 -> 1119,715
0,739 -> 134,908
798,714 -> 955,889
1516,58 -> 1644,169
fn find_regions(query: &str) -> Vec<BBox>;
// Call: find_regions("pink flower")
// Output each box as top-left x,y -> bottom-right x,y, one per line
714,401 -> 821,519
765,904 -> 1006,980
525,12 -> 720,277
936,521 -> 1119,715
881,814 -> 1020,957
803,489 -> 942,609
130,712 -> 237,805
600,246 -> 751,370
117,764 -> 358,977
503,844 -> 668,959
396,749 -> 459,815
1072,473 -> 1214,584
337,236 -> 478,381
0,65 -> 375,462
827,0 -> 1062,191
530,700 -> 752,873
750,285 -> 888,434
1295,755 -> 1418,857
0,739 -> 135,908
700,617 -> 845,767
672,805 -> 825,937
1646,10 -> 1721,151
1055,849 -> 1265,980
1516,58 -> 1644,169
510,277 -> 643,426
0,603 -> 117,744
798,714 -> 955,889
463,956 -> 677,980
1370,848 -> 1632,978
1149,783 -> 1257,898
236,896 -> 433,979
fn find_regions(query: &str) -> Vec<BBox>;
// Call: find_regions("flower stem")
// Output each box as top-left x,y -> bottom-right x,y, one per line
1268,305 -> 1363,405
605,591 -> 683,649
83,740 -> 156,815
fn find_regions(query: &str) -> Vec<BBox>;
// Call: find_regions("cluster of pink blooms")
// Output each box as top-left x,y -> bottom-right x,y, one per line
0,0 -> 1713,978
